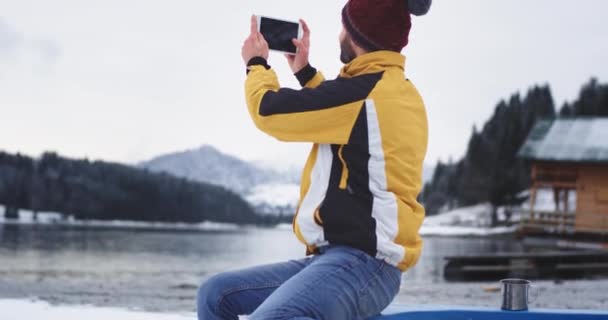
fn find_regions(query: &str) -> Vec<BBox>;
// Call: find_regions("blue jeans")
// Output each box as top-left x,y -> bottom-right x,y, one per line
197,244 -> 402,320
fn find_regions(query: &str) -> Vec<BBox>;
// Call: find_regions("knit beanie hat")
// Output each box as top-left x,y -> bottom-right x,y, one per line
342,0 -> 432,52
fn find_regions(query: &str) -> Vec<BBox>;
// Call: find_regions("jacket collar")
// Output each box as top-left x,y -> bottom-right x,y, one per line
340,51 -> 406,78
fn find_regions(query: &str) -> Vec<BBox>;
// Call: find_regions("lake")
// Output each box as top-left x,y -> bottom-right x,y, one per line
0,223 -> 526,283
0,223 -> 528,312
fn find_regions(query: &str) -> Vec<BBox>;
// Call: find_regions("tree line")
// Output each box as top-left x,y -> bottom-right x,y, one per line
421,78 -> 608,218
0,151 -> 290,225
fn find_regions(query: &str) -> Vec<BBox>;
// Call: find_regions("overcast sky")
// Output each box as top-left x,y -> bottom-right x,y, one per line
1,0 -> 607,169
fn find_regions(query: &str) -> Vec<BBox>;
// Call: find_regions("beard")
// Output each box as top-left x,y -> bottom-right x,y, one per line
340,37 -> 357,64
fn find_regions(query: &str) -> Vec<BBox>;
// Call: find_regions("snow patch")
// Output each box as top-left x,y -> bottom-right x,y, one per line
419,187 -> 579,237
0,299 -> 193,320
419,225 -> 517,236
424,204 -> 493,227
420,203 -> 518,236
0,204 -> 64,224
0,205 -> 240,231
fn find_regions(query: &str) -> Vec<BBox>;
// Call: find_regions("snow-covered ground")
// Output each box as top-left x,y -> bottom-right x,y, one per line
419,224 -> 517,237
418,188 -> 578,237
0,299 -> 193,320
420,204 -> 517,236
424,204 -> 495,227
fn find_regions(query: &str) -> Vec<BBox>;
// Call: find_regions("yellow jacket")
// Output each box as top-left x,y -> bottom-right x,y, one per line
245,51 -> 428,272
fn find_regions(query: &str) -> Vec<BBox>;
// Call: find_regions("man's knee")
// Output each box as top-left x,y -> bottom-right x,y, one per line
197,273 -> 233,318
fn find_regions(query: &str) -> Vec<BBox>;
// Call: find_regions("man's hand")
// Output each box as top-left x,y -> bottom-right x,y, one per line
242,15 -> 269,65
285,19 -> 311,74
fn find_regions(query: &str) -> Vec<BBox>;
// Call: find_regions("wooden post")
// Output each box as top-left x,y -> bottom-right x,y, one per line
530,184 -> 537,225
553,187 -> 561,212
529,164 -> 538,226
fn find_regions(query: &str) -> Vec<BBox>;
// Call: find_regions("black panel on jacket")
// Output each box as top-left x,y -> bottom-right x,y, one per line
320,103 -> 377,257
258,72 -> 383,116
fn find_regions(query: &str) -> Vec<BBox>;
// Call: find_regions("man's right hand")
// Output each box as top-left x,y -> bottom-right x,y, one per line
285,19 -> 311,74
242,15 -> 269,66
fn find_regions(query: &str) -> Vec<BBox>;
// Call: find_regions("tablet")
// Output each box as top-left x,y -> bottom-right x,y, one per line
256,15 -> 303,55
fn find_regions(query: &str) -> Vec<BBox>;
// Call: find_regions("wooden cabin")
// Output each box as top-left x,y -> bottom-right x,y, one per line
518,118 -> 608,236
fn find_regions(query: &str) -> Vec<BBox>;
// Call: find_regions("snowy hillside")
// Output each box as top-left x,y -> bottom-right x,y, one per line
139,145 -> 282,194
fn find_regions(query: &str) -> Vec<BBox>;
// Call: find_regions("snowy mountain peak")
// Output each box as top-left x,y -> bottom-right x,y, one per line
138,145 -> 299,196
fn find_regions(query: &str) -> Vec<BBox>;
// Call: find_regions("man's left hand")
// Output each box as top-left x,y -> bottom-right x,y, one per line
242,15 -> 269,65
285,19 -> 311,74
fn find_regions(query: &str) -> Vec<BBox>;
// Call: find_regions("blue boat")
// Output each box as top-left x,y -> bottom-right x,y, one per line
373,304 -> 608,320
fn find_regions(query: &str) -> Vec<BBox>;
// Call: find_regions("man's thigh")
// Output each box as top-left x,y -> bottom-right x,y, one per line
197,257 -> 313,320
248,245 -> 402,320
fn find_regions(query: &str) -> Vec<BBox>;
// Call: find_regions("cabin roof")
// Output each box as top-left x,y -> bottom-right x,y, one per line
518,118 -> 608,163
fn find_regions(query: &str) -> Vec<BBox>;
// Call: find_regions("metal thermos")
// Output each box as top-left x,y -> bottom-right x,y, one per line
500,278 -> 531,311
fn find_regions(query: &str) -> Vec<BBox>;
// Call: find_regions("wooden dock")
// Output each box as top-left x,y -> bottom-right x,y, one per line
444,251 -> 608,281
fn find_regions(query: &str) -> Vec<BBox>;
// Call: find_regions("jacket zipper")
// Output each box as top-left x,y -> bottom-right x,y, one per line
337,145 -> 349,190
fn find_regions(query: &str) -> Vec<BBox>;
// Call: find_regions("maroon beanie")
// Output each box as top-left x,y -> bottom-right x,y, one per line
342,0 -> 432,52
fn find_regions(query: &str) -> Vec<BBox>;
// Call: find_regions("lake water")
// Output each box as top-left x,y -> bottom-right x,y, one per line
0,209 -> 604,314
3,223 -> 608,313
0,223 -> 524,285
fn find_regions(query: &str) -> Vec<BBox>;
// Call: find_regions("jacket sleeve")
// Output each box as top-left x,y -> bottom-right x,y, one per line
245,60 -> 382,144
294,64 -> 325,89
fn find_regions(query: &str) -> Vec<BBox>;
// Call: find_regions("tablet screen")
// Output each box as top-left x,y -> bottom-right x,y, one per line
260,17 -> 299,54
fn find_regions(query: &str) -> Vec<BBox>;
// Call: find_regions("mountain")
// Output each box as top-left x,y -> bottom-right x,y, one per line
139,146 -> 302,216
139,145 -> 297,195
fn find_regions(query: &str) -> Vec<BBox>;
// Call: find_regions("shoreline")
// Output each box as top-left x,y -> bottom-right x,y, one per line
1,219 -> 523,238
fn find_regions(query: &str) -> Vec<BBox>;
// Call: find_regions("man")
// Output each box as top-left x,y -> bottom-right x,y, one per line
198,0 -> 431,319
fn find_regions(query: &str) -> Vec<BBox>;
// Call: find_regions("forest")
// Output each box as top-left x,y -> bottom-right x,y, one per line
422,78 -> 608,217
0,151 -> 288,225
